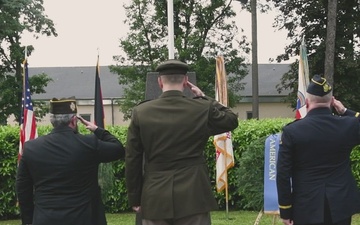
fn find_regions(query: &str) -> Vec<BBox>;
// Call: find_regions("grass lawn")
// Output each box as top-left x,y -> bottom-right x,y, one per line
0,211 -> 359,225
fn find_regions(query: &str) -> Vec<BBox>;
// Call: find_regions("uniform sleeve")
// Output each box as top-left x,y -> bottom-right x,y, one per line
340,109 -> 360,140
93,128 -> 125,162
343,109 -> 360,118
16,154 -> 34,225
206,97 -> 238,135
276,129 -> 293,220
125,108 -> 144,206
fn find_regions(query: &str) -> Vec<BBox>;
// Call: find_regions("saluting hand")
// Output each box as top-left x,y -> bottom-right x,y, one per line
132,206 -> 141,213
77,116 -> 98,132
332,97 -> 347,115
187,81 -> 205,97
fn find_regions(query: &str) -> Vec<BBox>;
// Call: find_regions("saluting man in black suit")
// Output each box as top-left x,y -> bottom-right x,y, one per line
276,75 -> 360,225
125,59 -> 239,225
16,97 -> 125,225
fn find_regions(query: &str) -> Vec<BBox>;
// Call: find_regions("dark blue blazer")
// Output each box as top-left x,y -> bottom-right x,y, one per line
277,107 -> 360,224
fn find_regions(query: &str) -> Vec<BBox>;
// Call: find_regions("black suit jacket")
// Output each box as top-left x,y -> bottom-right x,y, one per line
16,126 -> 125,225
276,107 -> 360,224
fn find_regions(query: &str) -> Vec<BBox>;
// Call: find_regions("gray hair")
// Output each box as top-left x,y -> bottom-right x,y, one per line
50,113 -> 76,127
307,91 -> 333,104
160,74 -> 186,84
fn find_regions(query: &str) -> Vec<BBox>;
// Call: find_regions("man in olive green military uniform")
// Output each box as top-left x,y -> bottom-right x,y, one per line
276,75 -> 360,225
125,59 -> 239,225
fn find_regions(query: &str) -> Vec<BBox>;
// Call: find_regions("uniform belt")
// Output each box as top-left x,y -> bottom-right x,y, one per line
144,157 -> 206,171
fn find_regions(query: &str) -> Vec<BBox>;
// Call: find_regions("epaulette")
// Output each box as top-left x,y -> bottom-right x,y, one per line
136,99 -> 152,106
193,96 -> 208,100
284,118 -> 301,127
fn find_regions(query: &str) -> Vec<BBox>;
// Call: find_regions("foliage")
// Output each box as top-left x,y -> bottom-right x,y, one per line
0,0 -> 57,124
3,118 -> 360,218
0,126 -> 19,219
110,0 -> 250,119
351,146 -> 360,187
269,0 -> 360,111
235,136 -> 267,210
230,118 -> 292,210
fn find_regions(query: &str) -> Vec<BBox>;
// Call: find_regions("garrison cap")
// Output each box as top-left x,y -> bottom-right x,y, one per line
155,59 -> 189,75
50,97 -> 77,114
307,75 -> 332,96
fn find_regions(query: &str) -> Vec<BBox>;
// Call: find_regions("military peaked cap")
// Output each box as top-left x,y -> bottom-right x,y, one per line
155,59 -> 189,75
50,97 -> 77,114
307,75 -> 332,96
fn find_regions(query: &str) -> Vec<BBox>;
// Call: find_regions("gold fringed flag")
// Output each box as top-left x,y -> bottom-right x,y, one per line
213,56 -> 234,192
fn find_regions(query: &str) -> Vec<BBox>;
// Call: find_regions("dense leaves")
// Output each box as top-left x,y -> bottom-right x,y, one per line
110,0 -> 250,119
2,119 -> 360,218
269,0 -> 360,110
0,0 -> 57,124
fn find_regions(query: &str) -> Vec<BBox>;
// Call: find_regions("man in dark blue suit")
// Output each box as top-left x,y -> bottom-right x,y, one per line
16,97 -> 125,225
276,75 -> 360,225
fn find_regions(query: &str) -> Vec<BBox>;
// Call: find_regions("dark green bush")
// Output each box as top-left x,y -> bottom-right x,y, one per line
2,117 -> 360,219
0,126 -> 20,220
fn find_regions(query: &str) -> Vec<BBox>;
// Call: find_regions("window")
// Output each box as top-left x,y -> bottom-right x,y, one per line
79,114 -> 91,121
246,111 -> 253,120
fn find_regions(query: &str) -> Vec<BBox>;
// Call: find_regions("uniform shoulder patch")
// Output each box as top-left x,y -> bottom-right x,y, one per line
136,99 -> 152,106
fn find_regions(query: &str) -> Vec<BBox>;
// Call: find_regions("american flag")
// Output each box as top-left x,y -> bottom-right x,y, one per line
18,58 -> 38,161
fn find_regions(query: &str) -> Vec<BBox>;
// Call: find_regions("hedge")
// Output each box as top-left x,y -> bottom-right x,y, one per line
1,118 -> 360,219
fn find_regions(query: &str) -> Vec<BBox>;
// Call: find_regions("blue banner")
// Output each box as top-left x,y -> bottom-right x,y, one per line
264,133 -> 281,214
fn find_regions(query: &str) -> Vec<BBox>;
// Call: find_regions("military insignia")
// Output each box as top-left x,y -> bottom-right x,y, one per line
70,102 -> 76,112
323,83 -> 331,93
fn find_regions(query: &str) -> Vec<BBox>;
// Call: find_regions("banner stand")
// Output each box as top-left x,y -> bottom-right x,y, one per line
255,133 -> 281,225
253,209 -> 279,225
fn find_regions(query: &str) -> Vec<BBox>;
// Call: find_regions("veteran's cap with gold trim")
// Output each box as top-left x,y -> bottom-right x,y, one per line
155,59 -> 189,75
307,75 -> 332,96
50,97 -> 77,114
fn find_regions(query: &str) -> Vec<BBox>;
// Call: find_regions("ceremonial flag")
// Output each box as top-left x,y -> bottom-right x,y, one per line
94,55 -> 104,128
213,56 -> 234,193
295,37 -> 310,119
94,55 -> 113,202
19,52 -> 38,161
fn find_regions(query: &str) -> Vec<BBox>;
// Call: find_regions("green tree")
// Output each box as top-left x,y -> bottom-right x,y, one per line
0,0 -> 57,124
270,0 -> 360,110
110,0 -> 250,120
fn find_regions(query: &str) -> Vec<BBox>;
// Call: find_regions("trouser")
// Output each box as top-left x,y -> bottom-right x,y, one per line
296,198 -> 351,225
142,212 -> 211,225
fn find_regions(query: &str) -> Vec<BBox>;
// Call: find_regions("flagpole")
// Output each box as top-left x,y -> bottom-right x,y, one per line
224,141 -> 229,219
167,0 -> 174,59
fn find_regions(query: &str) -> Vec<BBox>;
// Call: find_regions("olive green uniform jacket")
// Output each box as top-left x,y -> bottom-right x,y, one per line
125,90 -> 238,220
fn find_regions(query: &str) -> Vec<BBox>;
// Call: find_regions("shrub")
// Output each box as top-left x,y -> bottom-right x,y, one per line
2,117 -> 360,219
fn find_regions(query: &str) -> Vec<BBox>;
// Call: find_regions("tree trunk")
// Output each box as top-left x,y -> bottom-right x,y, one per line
324,0 -> 337,85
